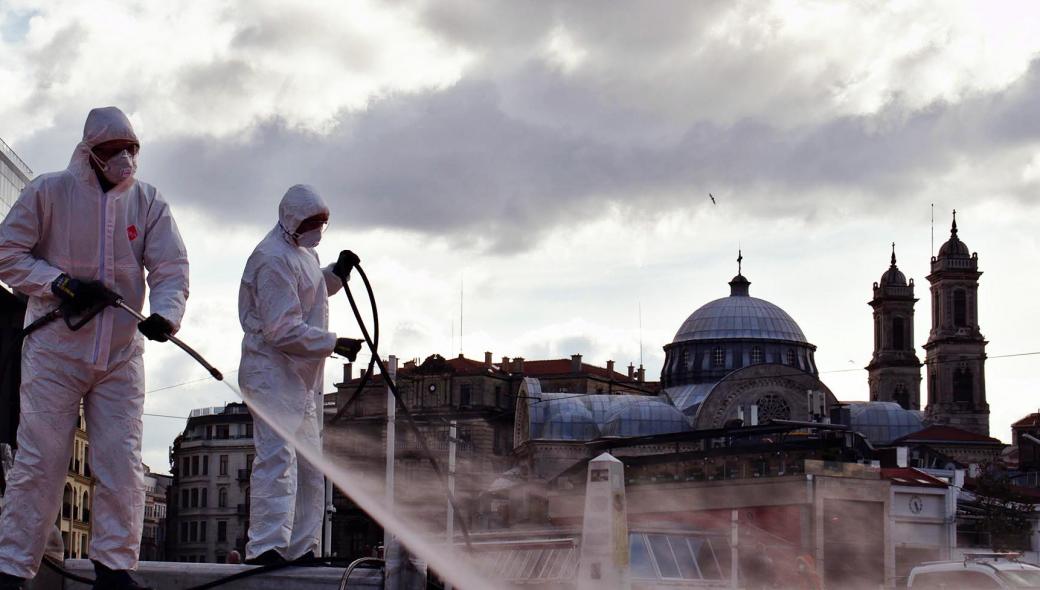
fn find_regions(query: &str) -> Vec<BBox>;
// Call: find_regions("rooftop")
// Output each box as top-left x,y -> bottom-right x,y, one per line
893,425 -> 1003,445
881,467 -> 948,488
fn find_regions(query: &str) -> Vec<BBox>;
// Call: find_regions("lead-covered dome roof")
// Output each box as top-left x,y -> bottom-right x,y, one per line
673,274 -> 808,344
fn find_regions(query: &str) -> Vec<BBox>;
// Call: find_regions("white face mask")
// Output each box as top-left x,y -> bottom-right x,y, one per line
295,228 -> 323,248
91,149 -> 137,184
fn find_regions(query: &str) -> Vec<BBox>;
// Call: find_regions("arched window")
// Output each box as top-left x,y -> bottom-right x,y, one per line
82,491 -> 90,523
893,384 -> 910,410
953,365 -> 973,403
712,347 -> 725,368
62,485 -> 73,519
892,317 -> 906,350
874,318 -> 881,350
786,349 -> 797,367
953,290 -> 967,327
751,346 -> 763,364
218,487 -> 228,508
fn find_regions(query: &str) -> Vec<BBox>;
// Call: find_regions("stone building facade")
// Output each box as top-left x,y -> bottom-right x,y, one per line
59,405 -> 93,559
166,403 -> 255,563
141,465 -> 172,561
324,353 -> 654,557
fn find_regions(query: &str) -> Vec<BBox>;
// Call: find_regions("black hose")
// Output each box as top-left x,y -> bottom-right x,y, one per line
41,556 -> 94,585
40,553 -> 370,589
330,269 -> 381,424
337,264 -> 474,550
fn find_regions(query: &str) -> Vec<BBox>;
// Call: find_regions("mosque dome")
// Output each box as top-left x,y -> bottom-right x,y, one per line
672,274 -> 808,344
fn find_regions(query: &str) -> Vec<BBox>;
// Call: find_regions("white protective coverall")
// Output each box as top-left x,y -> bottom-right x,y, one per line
0,107 -> 189,578
238,184 -> 342,560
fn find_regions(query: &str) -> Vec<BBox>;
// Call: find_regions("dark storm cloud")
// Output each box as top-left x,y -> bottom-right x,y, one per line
132,57 -> 1040,252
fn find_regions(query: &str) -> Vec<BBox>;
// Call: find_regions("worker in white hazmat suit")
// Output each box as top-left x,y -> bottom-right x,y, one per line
238,184 -> 361,565
0,107 -> 188,590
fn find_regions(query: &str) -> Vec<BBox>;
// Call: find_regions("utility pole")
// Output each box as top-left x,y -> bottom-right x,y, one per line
444,420 -> 458,590
731,509 -> 740,589
384,356 -> 397,551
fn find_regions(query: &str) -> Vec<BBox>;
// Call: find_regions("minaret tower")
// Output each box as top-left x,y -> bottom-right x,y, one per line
867,244 -> 922,409
923,211 -> 989,435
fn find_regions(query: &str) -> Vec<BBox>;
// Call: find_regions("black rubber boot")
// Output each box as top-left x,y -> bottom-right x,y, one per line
91,560 -> 152,590
0,571 -> 24,590
244,549 -> 286,567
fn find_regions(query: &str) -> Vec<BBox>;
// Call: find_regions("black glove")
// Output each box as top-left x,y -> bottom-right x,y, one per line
332,250 -> 360,282
51,274 -> 119,312
138,313 -> 174,342
334,337 -> 363,361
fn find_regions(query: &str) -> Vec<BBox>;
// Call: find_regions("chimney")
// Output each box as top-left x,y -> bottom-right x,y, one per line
570,354 -> 583,373
606,360 -> 615,375
514,357 -> 525,373
637,364 -> 645,382
485,351 -> 493,368
343,362 -> 353,382
502,357 -> 511,373
627,363 -> 635,379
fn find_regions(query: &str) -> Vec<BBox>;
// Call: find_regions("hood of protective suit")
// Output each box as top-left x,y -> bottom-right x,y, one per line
68,106 -> 139,185
278,184 -> 329,241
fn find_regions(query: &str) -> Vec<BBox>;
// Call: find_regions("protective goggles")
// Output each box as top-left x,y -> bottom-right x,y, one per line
91,141 -> 140,162
295,215 -> 329,234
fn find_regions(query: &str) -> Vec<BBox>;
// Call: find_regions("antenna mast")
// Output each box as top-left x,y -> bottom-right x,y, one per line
638,301 -> 644,367
459,274 -> 464,355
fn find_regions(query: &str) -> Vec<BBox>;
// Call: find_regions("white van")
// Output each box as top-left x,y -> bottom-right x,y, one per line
908,553 -> 1040,589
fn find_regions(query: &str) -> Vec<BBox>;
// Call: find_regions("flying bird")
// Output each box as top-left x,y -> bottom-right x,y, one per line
709,193 -> 716,205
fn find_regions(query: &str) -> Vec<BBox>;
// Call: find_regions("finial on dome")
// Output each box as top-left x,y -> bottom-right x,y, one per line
891,242 -> 896,266
729,250 -> 750,297
951,209 -> 958,238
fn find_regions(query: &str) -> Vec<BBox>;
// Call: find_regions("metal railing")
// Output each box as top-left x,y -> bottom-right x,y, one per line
0,137 -> 32,181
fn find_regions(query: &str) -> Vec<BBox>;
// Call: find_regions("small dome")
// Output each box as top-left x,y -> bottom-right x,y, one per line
600,398 -> 693,437
937,213 -> 970,258
938,236 -> 970,257
537,399 -> 598,440
879,246 -> 907,286
880,266 -> 906,286
847,402 -> 923,445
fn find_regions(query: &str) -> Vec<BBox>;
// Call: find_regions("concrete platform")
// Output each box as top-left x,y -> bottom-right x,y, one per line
50,559 -> 383,589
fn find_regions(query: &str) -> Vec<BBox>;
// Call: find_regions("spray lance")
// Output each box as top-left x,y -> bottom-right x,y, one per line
0,281 -> 221,497
330,250 -> 474,550
45,277 -> 222,379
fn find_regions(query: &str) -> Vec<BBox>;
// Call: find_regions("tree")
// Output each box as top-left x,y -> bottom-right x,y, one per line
967,468 -> 1035,551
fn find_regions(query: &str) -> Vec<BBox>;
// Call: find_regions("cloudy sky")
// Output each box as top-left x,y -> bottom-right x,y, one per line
1,0 -> 1038,472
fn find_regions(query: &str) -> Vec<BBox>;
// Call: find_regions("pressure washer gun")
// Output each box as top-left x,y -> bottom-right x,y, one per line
42,276 -> 223,380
